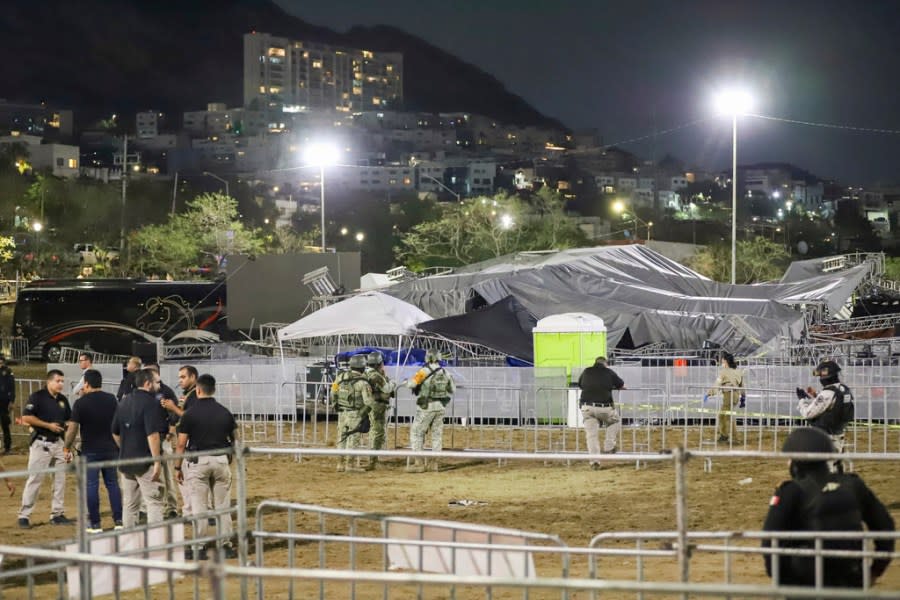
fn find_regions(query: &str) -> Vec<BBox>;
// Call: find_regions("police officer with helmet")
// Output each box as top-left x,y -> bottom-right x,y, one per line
333,354 -> 374,472
364,351 -> 395,471
762,427 -> 894,590
796,359 -> 854,470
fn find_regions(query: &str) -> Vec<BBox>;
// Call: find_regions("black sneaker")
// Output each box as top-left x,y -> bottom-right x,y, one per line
197,547 -> 208,561
184,547 -> 194,560
50,515 -> 73,525
223,544 -> 238,559
207,517 -> 216,526
166,510 -> 179,520
17,517 -> 30,529
138,511 -> 147,524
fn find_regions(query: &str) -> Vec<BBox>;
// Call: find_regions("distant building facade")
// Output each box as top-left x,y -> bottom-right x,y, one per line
243,32 -> 403,113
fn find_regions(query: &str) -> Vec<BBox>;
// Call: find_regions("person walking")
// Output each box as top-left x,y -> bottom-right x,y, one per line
112,368 -> 166,528
762,427 -> 894,590
363,351 -> 395,471
406,350 -> 454,473
63,369 -> 123,532
174,374 -> 238,559
577,356 -> 624,469
704,351 -> 745,443
17,369 -> 73,528
796,360 -> 854,465
333,355 -> 373,473
0,355 -> 15,454
116,356 -> 142,401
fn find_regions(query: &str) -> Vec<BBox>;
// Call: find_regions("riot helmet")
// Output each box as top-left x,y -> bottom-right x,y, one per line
366,351 -> 384,367
813,360 -> 841,387
348,354 -> 367,371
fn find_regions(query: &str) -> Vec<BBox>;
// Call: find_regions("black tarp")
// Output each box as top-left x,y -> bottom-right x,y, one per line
418,296 -> 536,361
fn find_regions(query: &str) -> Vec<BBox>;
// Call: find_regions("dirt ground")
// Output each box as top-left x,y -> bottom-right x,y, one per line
1,422 -> 898,599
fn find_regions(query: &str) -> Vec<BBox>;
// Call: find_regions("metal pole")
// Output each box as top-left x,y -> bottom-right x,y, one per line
120,134 -> 128,252
674,445 -> 689,598
171,171 -> 178,216
320,165 -> 326,252
235,443 -> 249,600
730,115 -> 737,285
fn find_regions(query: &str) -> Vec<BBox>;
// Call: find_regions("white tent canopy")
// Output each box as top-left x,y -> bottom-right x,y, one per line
277,291 -> 433,341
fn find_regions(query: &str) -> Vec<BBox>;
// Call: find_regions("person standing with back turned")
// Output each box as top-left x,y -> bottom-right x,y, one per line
704,351 -> 745,444
406,350 -> 455,473
578,356 -> 624,469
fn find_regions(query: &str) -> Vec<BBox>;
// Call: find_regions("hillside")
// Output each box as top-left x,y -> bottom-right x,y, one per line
1,0 -> 563,130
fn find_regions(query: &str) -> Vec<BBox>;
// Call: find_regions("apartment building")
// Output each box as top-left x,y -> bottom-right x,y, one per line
243,32 -> 403,113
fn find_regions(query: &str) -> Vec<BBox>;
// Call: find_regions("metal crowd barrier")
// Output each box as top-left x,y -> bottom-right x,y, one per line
0,446 -> 898,598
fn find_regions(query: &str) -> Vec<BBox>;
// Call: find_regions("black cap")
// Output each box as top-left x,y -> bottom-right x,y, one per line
782,427 -> 835,460
813,360 -> 840,377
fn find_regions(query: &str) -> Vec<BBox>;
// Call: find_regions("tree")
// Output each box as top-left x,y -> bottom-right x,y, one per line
130,193 -> 263,276
396,189 -> 587,269
684,237 -> 791,283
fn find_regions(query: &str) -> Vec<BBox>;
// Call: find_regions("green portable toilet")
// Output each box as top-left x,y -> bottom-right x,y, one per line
533,313 -> 607,383
532,313 -> 607,424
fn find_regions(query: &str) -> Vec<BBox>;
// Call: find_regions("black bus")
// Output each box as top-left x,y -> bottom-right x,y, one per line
12,279 -> 227,361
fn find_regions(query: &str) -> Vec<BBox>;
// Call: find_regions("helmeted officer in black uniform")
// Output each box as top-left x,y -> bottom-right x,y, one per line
762,427 -> 894,591
796,359 -> 854,470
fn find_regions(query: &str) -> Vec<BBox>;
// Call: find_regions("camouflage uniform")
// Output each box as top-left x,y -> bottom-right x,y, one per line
333,370 -> 373,472
407,362 -> 455,472
364,366 -> 395,454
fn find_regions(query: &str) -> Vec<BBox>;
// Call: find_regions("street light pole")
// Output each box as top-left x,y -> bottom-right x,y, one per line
320,164 -> 326,252
203,171 -> 229,198
421,173 -> 461,202
731,113 -> 738,285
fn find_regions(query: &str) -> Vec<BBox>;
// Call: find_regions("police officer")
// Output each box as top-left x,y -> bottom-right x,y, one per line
364,351 -> 395,471
796,360 -> 853,469
577,356 -> 625,469
174,374 -> 238,560
762,427 -> 894,590
333,354 -> 373,473
406,350 -> 455,473
17,369 -> 72,528
0,355 -> 15,454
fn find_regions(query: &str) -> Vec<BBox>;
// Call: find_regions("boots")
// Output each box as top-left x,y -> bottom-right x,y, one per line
406,458 -> 425,473
336,458 -> 346,472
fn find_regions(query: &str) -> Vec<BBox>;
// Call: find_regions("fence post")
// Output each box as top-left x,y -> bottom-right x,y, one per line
235,442 -> 249,600
673,445 -> 689,598
75,456 -> 91,600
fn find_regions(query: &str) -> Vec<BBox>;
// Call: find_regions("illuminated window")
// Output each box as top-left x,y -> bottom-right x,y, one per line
402,176 -> 411,185
312,60 -> 322,69
389,178 -> 397,185
362,50 -> 374,59
259,86 -> 266,93
372,97 -> 381,105
67,158 -> 77,169
267,48 -> 286,57
386,65 -> 393,73
269,87 -> 281,94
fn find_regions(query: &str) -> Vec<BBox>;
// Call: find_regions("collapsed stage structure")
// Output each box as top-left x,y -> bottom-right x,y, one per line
379,246 -> 894,360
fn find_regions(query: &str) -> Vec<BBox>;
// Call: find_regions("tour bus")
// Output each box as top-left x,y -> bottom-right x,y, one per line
12,278 -> 227,361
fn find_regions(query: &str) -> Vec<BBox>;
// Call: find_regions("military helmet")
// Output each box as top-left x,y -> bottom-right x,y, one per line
425,349 -> 441,363
366,351 -> 384,366
812,360 -> 841,378
348,354 -> 367,370
782,427 -> 835,460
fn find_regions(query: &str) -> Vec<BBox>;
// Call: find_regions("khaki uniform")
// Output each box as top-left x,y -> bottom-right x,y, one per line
334,372 -> 373,471
19,438 -> 67,520
184,454 -> 232,541
707,366 -> 744,440
364,367 -> 395,453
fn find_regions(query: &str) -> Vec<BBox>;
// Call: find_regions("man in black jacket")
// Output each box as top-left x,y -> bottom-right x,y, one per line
762,427 -> 894,591
577,356 -> 625,469
0,356 -> 15,454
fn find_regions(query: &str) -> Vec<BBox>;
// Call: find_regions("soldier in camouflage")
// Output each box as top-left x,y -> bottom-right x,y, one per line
332,354 -> 374,472
364,352 -> 395,471
406,350 -> 455,473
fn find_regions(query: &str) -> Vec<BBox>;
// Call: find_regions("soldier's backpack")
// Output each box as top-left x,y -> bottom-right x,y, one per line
790,475 -> 864,586
424,367 -> 451,398
334,373 -> 366,411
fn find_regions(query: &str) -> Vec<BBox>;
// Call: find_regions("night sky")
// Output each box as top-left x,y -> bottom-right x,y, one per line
277,0 -> 900,186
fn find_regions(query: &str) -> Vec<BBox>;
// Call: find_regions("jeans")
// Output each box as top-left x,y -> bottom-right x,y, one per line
84,450 -> 123,527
